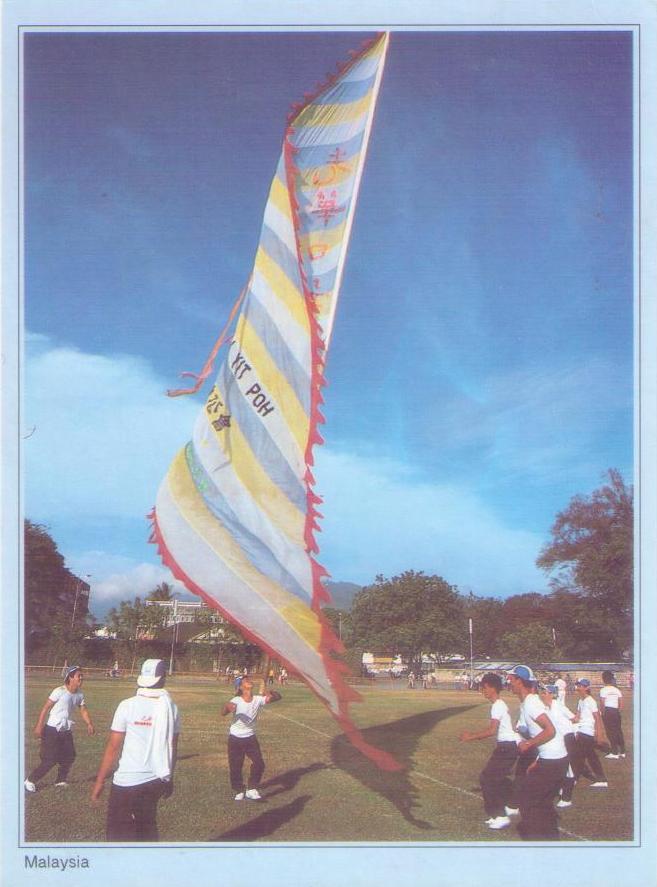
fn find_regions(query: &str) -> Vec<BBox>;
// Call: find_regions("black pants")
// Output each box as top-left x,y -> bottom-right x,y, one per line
510,747 -> 538,809
517,756 -> 568,841
560,733 -> 577,801
106,779 -> 167,842
29,725 -> 76,784
602,708 -> 625,754
572,733 -> 605,781
228,734 -> 265,792
480,741 -> 519,817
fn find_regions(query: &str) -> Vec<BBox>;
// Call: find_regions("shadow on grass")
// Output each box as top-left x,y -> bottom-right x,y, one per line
260,762 -> 328,800
209,795 -> 312,841
331,705 -> 479,829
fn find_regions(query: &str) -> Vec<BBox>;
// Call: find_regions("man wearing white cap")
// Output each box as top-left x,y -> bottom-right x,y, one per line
506,665 -> 568,840
91,659 -> 180,841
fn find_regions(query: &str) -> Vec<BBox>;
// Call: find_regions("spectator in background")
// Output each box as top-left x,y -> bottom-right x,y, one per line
554,675 -> 567,704
599,671 -> 626,759
25,665 -> 95,793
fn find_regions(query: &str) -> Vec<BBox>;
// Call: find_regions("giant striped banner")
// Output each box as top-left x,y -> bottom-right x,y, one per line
151,33 -> 399,769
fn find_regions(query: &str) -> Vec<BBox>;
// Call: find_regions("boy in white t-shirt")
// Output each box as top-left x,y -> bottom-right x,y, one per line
572,678 -> 607,787
599,671 -> 626,758
25,665 -> 95,793
91,659 -> 180,841
460,673 -> 520,830
222,676 -> 281,800
506,665 -> 568,841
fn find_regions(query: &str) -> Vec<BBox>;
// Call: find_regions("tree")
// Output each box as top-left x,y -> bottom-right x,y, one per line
497,622 -> 562,664
462,593 -> 505,659
349,570 -> 464,668
25,520 -> 92,660
537,469 -> 633,658
147,582 -> 176,601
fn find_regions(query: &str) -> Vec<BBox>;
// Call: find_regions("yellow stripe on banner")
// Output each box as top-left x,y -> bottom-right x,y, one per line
234,314 -> 309,453
167,449 -> 321,650
269,174 -> 294,222
298,221 -> 348,256
211,379 -> 307,546
255,245 -> 309,334
294,91 -> 373,129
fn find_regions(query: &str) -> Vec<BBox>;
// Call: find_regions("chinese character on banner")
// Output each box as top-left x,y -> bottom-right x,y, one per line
311,190 -> 341,226
212,414 -> 231,431
206,389 -> 224,415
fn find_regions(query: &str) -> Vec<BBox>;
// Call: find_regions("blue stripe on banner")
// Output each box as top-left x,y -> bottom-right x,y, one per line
241,287 -> 311,414
185,442 -> 311,602
292,131 -> 365,169
314,73 -> 376,105
341,50 -> 383,82
259,223 -> 304,294
218,359 -> 308,513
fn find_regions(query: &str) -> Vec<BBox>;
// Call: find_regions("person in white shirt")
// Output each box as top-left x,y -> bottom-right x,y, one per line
460,673 -> 520,830
25,665 -> 95,793
222,676 -> 281,800
506,665 -> 568,840
599,671 -> 626,758
572,678 -> 607,787
91,659 -> 180,841
554,676 -> 567,705
538,684 -> 577,808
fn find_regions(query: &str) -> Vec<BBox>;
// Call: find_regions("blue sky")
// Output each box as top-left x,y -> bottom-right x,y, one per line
23,30 -> 634,616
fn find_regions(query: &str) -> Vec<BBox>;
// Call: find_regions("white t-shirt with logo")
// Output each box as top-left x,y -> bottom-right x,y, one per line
576,695 -> 599,737
228,695 -> 268,738
521,693 -> 567,760
46,686 -> 85,732
111,694 -> 181,787
600,685 -> 623,710
490,698 -> 520,743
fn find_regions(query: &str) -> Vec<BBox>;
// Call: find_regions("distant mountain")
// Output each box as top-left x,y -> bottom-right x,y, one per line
324,581 -> 362,611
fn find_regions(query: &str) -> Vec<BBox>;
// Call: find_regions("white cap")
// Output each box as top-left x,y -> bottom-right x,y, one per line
137,659 -> 167,688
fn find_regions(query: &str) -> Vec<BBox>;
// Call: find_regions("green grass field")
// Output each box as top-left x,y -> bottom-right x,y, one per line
24,674 -> 634,844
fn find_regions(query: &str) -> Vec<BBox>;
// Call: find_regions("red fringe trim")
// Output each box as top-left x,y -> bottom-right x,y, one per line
286,33 -> 387,127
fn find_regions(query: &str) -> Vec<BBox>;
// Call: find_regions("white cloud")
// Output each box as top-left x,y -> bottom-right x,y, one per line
24,337 -> 199,521
66,551 -> 192,617
314,448 -> 547,596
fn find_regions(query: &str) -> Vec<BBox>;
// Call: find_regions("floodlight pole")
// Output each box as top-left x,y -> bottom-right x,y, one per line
469,618 -> 474,688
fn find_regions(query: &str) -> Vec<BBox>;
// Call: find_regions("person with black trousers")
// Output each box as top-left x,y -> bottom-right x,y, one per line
599,671 -> 626,759
223,676 -> 281,801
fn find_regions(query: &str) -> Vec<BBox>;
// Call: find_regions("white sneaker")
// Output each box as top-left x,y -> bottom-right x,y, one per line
504,806 -> 519,816
245,788 -> 262,800
234,792 -> 245,801
619,753 -> 626,758
24,780 -> 36,793
484,817 -> 495,824
488,815 -> 511,829
556,799 -> 572,808
605,753 -> 619,759
590,781 -> 608,788
55,781 -> 68,787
